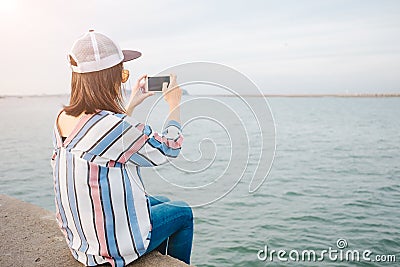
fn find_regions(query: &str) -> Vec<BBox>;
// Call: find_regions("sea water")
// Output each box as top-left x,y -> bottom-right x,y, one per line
0,95 -> 399,266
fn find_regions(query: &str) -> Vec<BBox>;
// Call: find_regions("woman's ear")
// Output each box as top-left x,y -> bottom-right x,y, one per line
122,69 -> 129,83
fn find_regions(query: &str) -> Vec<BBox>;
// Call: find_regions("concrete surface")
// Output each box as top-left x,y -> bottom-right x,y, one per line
0,194 -> 191,267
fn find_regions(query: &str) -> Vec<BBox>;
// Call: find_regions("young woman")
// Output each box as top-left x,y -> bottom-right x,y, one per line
51,30 -> 193,267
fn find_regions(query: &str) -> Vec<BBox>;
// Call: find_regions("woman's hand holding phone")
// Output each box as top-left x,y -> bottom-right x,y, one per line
125,73 -> 182,123
125,74 -> 154,116
162,74 -> 182,123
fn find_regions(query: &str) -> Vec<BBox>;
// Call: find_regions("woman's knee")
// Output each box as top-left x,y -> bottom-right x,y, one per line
153,195 -> 170,203
148,195 -> 171,207
170,200 -> 193,221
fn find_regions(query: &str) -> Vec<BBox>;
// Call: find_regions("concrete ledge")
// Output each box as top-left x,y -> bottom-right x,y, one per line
0,194 -> 190,267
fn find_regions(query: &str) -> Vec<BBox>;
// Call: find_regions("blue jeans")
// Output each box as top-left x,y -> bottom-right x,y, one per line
144,196 -> 193,264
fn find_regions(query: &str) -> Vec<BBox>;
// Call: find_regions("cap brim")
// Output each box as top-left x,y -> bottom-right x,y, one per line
122,50 -> 141,62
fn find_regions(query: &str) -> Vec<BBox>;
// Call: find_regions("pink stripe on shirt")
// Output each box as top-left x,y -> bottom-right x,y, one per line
153,133 -> 183,149
88,163 -> 110,259
118,135 -> 149,163
135,123 -> 145,132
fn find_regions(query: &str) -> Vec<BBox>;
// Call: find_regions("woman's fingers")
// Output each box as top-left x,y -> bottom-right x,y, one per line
144,91 -> 155,98
137,74 -> 147,83
138,74 -> 147,88
169,74 -> 177,88
162,74 -> 181,106
162,82 -> 169,94
135,74 -> 147,88
143,92 -> 154,97
129,74 -> 147,96
163,74 -> 177,94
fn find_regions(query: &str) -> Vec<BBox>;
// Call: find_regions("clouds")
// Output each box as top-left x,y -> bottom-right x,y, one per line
0,0 -> 399,95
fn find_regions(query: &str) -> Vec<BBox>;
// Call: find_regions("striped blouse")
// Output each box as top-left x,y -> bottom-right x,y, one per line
51,110 -> 183,267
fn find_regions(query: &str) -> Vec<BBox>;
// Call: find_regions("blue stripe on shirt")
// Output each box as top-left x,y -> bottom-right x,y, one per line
148,137 -> 181,158
87,255 -> 96,266
129,153 -> 155,167
122,167 -> 147,255
143,125 -> 152,136
82,152 -> 96,162
66,152 -> 89,253
88,120 -> 129,156
54,153 -> 76,253
166,120 -> 182,129
162,120 -> 182,135
98,166 -> 125,267
113,113 -> 127,119
67,111 -> 107,150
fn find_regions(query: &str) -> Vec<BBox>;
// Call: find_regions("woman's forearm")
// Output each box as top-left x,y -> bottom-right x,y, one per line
125,104 -> 134,116
168,104 -> 180,123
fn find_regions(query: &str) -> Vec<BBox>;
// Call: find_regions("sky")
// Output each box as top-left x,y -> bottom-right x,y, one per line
0,0 -> 400,96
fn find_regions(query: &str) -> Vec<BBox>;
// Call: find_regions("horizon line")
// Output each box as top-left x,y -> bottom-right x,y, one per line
1,92 -> 400,98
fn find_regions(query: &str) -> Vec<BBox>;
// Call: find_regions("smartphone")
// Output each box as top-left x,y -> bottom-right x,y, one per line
146,76 -> 170,91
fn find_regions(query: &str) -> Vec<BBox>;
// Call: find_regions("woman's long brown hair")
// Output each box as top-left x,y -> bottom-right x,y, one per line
64,62 -> 125,116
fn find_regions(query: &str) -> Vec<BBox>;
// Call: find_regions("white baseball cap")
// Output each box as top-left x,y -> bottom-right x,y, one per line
68,30 -> 141,73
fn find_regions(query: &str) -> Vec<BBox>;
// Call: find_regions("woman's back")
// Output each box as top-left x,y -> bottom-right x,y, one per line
53,110 -> 155,266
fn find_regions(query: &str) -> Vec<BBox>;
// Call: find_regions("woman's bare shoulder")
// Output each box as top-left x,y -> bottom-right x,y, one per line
57,111 -> 86,137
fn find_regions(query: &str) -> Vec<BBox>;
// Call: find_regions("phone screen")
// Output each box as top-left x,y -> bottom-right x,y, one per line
148,76 -> 170,91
